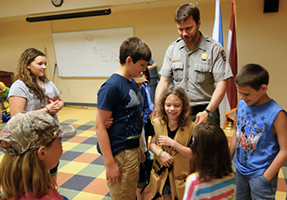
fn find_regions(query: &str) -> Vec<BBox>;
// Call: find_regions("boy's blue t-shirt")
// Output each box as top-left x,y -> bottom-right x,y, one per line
233,99 -> 285,178
96,74 -> 143,156
140,84 -> 151,126
143,82 -> 154,114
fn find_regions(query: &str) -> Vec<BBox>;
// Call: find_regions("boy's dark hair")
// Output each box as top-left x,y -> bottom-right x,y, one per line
119,37 -> 151,65
174,3 -> 200,24
191,123 -> 232,182
235,63 -> 269,91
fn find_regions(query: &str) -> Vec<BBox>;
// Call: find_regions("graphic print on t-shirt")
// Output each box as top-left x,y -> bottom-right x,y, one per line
126,89 -> 143,140
126,89 -> 142,109
236,114 -> 265,154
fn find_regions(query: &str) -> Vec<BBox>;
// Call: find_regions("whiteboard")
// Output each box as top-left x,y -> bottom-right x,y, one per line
52,27 -> 134,78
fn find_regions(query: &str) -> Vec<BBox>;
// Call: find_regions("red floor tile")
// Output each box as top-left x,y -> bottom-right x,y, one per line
66,136 -> 89,143
82,178 -> 109,195
88,126 -> 96,131
277,177 -> 287,192
57,172 -> 75,187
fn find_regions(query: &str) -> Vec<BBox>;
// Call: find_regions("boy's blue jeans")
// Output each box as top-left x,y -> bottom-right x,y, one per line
235,170 -> 277,200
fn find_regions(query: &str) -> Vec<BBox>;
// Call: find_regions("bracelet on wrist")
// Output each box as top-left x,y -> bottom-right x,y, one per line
158,149 -> 163,157
45,106 -> 50,114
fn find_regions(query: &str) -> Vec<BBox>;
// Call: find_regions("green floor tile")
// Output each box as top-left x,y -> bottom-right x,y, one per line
77,164 -> 106,178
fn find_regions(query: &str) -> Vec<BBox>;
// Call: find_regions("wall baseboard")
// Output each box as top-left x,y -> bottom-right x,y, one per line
64,102 -> 97,107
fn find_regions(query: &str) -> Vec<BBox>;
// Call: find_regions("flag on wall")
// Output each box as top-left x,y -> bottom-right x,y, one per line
212,0 -> 224,46
212,0 -> 229,127
226,0 -> 238,110
212,0 -> 238,127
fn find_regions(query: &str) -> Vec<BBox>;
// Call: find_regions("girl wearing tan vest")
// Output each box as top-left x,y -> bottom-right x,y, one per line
149,86 -> 195,200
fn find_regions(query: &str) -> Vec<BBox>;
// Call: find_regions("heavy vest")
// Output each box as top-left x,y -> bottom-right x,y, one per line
149,118 -> 195,200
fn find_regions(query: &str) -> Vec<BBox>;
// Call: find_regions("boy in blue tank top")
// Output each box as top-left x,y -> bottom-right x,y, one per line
95,37 -> 151,200
230,63 -> 287,199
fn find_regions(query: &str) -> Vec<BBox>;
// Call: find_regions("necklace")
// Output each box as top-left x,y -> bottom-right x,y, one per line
37,80 -> 45,88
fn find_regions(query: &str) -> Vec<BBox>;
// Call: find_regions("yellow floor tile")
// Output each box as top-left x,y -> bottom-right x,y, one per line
62,142 -> 80,151
78,130 -> 97,137
58,161 -> 89,174
97,170 -> 107,179
279,168 -> 284,178
276,191 -> 286,199
59,106 -> 97,124
73,191 -> 108,200
85,146 -> 99,154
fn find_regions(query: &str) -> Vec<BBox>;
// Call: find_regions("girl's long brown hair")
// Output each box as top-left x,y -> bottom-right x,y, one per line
158,85 -> 191,130
190,123 -> 233,181
15,48 -> 49,104
0,141 -> 57,199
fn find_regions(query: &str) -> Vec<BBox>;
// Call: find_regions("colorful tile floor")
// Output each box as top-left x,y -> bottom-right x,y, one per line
0,106 -> 287,199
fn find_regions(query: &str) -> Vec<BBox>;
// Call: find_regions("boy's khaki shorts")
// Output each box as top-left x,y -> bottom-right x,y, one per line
107,147 -> 140,200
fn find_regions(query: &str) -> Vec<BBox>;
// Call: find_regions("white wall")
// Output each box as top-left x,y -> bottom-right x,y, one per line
1,0 -> 287,109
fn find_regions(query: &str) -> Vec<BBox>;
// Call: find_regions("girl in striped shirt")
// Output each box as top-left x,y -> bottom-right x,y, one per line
183,123 -> 235,200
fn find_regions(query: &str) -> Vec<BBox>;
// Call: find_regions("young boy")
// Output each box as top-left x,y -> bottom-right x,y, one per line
95,37 -> 151,200
133,74 -> 154,200
230,63 -> 287,199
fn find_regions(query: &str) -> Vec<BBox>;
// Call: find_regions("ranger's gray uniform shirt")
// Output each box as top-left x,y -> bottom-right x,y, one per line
160,33 -> 233,107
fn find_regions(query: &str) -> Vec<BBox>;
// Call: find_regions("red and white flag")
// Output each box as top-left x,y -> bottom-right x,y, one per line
217,0 -> 238,127
226,0 -> 238,110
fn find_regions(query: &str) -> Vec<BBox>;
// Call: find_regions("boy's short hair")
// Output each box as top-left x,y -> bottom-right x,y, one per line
174,3 -> 200,24
235,63 -> 269,91
119,37 -> 151,64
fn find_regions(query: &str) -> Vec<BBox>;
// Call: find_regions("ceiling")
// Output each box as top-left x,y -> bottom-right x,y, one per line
0,0 -> 223,19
